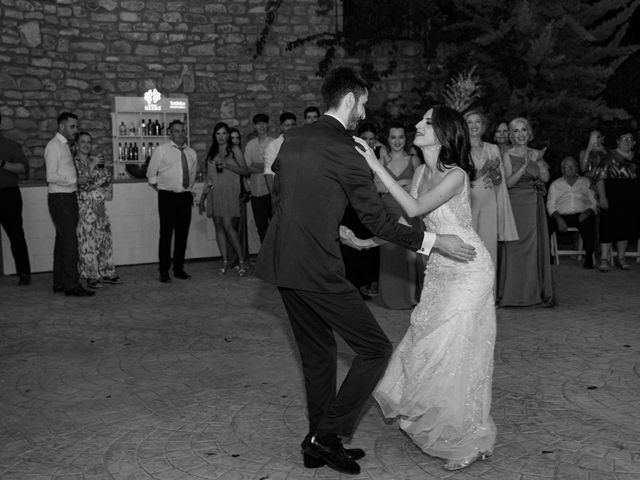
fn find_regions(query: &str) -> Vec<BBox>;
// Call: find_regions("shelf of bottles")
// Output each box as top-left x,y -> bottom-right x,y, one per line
111,93 -> 189,179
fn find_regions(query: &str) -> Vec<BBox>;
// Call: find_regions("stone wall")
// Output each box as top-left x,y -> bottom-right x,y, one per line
0,0 -> 426,179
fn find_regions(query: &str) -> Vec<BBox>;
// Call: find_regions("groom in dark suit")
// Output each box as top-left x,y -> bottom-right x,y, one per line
254,67 -> 475,475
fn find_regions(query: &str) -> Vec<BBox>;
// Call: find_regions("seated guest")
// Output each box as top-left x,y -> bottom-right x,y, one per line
546,156 -> 597,269
74,132 -> 122,288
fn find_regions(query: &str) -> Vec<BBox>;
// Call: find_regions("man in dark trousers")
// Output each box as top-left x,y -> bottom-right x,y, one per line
0,112 -> 31,285
254,67 -> 476,475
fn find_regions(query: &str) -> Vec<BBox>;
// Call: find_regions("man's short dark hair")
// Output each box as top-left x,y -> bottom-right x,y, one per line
253,113 -> 269,124
168,120 -> 184,131
280,112 -> 297,124
304,106 -> 320,117
321,67 -> 370,110
57,112 -> 78,125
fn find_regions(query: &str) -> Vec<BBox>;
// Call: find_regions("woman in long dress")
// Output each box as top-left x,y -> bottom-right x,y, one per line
353,105 -> 496,471
74,132 -> 122,289
465,111 -> 518,266
497,117 -> 554,307
375,122 -> 422,309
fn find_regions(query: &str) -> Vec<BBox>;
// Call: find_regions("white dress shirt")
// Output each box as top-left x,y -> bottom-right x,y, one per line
546,176 -> 597,216
244,136 -> 273,196
45,133 -> 77,193
264,134 -> 284,176
146,140 -> 197,192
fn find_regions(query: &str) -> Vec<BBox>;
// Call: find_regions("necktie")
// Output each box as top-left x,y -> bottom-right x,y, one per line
177,145 -> 189,190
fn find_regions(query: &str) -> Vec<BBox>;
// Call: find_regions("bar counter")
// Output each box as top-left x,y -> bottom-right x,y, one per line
0,179 -> 260,275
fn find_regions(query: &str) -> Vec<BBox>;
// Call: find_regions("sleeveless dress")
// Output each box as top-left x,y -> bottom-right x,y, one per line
374,167 -> 497,462
378,156 -> 419,309
207,154 -> 241,218
497,154 -> 554,307
470,143 -> 518,267
74,158 -> 116,280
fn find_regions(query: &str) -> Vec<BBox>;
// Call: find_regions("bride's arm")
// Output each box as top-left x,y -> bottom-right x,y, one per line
355,138 -> 464,218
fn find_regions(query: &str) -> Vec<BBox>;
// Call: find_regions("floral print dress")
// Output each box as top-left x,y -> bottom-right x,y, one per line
74,158 -> 116,280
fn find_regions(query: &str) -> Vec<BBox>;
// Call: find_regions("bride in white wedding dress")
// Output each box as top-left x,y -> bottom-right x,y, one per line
353,105 -> 496,471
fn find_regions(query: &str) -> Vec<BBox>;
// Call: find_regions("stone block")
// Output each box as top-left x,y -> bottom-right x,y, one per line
18,20 -> 41,47
120,12 -> 140,22
18,77 -> 43,90
135,44 -> 159,56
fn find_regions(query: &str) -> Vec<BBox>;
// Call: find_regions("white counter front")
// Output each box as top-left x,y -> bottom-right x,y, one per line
1,182 -> 261,275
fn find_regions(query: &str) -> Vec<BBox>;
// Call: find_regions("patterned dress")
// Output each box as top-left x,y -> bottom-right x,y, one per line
75,158 -> 116,280
374,167 -> 496,462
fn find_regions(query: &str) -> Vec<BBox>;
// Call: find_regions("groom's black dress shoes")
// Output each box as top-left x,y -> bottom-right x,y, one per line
301,433 -> 362,474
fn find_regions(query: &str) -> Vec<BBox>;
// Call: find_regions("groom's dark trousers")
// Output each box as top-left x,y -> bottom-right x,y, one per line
255,115 -> 425,438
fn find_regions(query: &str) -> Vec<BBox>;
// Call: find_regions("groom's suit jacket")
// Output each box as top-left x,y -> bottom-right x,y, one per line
254,114 -> 424,293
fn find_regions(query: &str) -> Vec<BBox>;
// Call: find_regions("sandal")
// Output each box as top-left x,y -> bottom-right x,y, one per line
443,451 -> 490,471
238,260 -> 249,277
218,260 -> 229,276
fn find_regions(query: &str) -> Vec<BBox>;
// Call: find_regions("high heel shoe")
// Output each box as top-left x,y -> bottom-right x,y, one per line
616,257 -> 630,270
218,260 -> 229,276
443,451 -> 489,471
237,260 -> 249,277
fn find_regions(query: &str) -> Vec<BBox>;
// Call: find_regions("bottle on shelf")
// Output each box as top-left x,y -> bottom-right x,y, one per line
154,119 -> 161,136
160,122 -> 165,136
132,142 -> 139,161
126,143 -> 133,161
148,142 -> 154,160
128,121 -> 136,136
118,142 -> 123,161
147,118 -> 153,136
141,143 -> 146,161
141,119 -> 146,135
119,121 -> 126,136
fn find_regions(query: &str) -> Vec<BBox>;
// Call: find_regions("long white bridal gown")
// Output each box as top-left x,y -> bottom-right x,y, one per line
374,166 -> 497,462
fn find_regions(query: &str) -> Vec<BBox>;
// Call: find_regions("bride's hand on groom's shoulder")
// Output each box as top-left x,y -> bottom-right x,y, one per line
434,234 -> 476,262
353,137 -> 380,172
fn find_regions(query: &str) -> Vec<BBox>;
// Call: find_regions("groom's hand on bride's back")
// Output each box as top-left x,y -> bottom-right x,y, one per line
434,234 -> 476,262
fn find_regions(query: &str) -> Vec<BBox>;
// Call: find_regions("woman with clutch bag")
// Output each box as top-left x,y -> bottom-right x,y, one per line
201,122 -> 249,276
464,110 -> 518,267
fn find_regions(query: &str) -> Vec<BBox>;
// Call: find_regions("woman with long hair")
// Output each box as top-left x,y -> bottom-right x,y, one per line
376,121 -> 422,309
202,122 -> 249,276
352,105 -> 496,471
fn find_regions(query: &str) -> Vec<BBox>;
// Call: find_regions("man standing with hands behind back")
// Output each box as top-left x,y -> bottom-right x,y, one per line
146,120 -> 197,283
45,112 -> 94,296
255,67 -> 476,475
0,112 -> 32,286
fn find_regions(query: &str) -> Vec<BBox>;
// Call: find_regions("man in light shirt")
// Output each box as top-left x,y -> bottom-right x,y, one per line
45,112 -> 94,296
146,120 -> 197,283
264,111 -> 297,208
547,156 -> 597,269
244,113 -> 274,242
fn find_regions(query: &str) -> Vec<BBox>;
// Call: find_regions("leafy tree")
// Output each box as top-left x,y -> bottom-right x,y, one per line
256,0 -> 640,156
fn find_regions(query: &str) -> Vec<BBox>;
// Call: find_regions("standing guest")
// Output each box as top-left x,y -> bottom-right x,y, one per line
593,130 -> 639,271
493,121 -> 511,156
0,113 -> 31,286
376,122 -> 421,309
244,113 -> 274,242
546,156 -> 597,269
264,112 -> 297,207
45,112 -> 94,296
465,110 -> 518,267
340,123 -> 382,299
498,117 -> 554,307
303,106 -> 321,125
579,130 -> 607,180
201,122 -> 249,276
146,120 -> 197,283
229,127 -> 249,264
74,132 -> 122,288
254,67 -> 475,475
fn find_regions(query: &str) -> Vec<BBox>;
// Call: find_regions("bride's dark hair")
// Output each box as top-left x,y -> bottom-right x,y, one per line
431,105 -> 475,178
